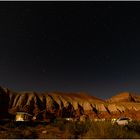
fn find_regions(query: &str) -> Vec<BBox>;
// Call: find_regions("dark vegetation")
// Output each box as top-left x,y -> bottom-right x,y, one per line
0,119 -> 140,139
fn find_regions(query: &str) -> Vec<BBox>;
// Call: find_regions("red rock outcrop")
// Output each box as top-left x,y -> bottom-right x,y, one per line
0,86 -> 140,120
106,92 -> 140,103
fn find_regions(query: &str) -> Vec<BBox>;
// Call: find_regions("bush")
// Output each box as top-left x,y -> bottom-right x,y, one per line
128,121 -> 140,133
51,120 -> 140,139
57,120 -> 91,138
22,129 -> 37,139
82,121 -> 140,139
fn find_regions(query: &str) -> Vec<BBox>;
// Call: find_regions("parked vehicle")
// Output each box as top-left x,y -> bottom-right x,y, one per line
115,117 -> 132,126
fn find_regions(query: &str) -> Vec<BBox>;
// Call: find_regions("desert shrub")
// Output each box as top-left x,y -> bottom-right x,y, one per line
106,124 -> 139,139
51,119 -> 91,138
82,121 -> 140,139
22,129 -> 37,139
128,121 -> 140,133
0,124 -> 38,139
1,120 -> 140,139
51,118 -> 66,131
57,120 -> 66,131
60,120 -> 91,138
0,129 -> 23,139
1,130 -> 37,139
82,121 -> 112,138
3,121 -> 17,128
68,121 -> 91,138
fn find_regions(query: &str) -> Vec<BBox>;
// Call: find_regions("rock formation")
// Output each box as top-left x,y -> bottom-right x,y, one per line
106,92 -> 140,103
0,86 -> 140,121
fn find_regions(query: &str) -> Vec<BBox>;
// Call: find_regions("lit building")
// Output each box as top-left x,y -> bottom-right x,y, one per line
15,112 -> 32,121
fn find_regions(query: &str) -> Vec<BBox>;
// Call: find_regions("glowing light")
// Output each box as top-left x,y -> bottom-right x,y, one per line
16,115 -> 24,121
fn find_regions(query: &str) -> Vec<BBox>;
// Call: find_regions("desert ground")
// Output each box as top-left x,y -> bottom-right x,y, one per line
0,119 -> 140,139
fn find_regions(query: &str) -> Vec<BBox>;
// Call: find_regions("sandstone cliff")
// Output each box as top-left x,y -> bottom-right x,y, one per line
106,92 -> 140,103
0,86 -> 140,121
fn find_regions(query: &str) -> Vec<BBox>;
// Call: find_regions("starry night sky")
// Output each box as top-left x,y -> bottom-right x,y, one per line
0,2 -> 140,99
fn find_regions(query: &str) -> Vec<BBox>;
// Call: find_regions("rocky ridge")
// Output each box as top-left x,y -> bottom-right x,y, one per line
106,92 -> 140,103
0,86 -> 140,120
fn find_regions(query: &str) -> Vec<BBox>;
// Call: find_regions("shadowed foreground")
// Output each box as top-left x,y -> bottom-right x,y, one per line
0,120 -> 140,139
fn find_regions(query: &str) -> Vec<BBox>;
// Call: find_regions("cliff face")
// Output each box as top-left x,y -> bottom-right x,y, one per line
0,87 -> 10,119
0,86 -> 140,120
106,92 -> 140,103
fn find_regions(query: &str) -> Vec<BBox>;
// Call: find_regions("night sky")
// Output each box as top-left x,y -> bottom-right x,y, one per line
0,2 -> 140,99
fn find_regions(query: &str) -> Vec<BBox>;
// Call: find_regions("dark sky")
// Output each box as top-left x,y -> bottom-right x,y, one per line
0,2 -> 140,99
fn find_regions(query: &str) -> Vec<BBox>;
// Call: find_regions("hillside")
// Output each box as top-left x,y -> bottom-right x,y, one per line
0,86 -> 140,121
106,92 -> 140,103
